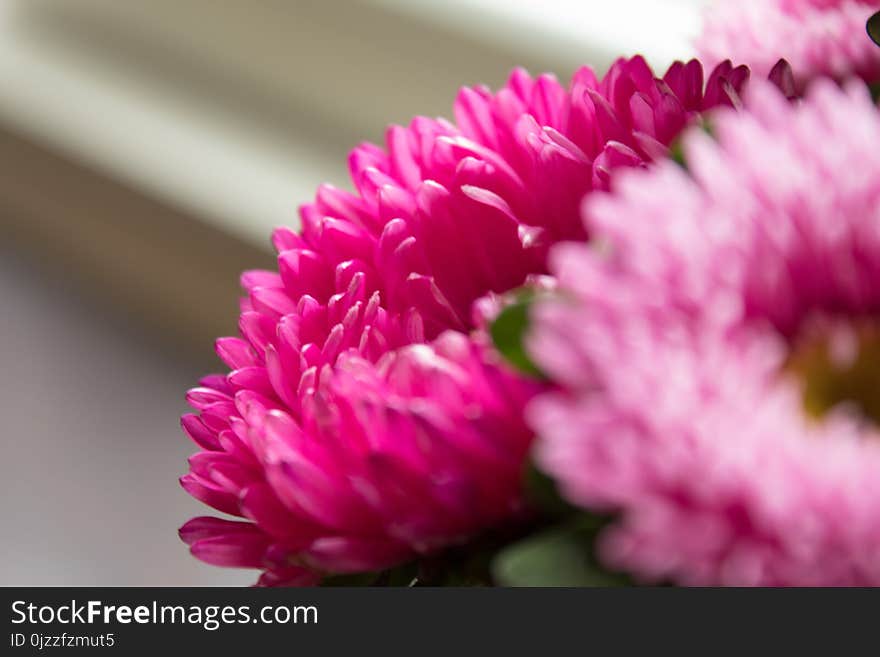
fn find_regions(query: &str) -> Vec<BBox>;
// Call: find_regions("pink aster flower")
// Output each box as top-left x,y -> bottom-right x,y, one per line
181,332 -> 535,585
180,57 -> 775,586
528,79 -> 880,586
697,0 -> 880,89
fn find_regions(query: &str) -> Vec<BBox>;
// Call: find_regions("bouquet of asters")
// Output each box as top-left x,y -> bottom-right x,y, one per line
178,0 -> 880,586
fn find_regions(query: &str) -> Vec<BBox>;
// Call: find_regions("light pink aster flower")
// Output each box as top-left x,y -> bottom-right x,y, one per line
698,0 -> 880,89
180,57 -> 776,586
528,79 -> 880,586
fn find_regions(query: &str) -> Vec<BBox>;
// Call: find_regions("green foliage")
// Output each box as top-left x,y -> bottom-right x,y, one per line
489,291 -> 545,378
523,463 -> 577,520
668,117 -> 714,171
867,11 -> 880,47
669,140 -> 687,169
321,561 -> 421,587
320,571 -> 386,587
491,516 -> 629,587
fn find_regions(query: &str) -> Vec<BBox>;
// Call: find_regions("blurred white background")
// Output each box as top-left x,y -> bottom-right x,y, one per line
0,0 -> 710,585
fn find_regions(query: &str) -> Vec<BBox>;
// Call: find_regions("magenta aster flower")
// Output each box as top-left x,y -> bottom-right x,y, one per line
180,57 -> 774,586
697,0 -> 880,89
181,332 -> 536,585
528,79 -> 880,585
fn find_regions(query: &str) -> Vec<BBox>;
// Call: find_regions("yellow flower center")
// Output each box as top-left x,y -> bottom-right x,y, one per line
786,318 -> 880,424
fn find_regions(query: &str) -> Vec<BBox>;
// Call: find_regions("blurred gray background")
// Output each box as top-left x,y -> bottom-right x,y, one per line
0,0 -> 709,585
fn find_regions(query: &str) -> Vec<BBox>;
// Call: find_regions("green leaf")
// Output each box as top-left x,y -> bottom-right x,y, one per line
321,561 -> 420,587
382,561 -> 421,586
320,571 -> 384,587
491,517 -> 628,587
669,140 -> 687,169
668,117 -> 714,171
867,10 -> 880,47
489,292 -> 544,378
523,463 -> 578,519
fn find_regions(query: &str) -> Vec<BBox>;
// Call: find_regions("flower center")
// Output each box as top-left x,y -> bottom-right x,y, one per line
785,317 -> 880,424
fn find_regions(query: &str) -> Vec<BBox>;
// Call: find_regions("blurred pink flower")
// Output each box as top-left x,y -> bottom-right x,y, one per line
180,57 -> 772,585
697,0 -> 880,89
528,79 -> 880,585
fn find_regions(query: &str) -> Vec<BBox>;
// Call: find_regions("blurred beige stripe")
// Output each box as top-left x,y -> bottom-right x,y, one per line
0,127 -> 273,365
